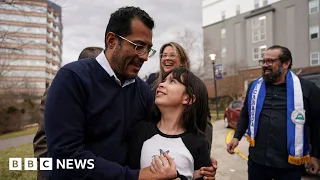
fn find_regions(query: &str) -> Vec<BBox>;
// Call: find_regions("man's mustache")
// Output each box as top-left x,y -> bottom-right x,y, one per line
263,67 -> 272,71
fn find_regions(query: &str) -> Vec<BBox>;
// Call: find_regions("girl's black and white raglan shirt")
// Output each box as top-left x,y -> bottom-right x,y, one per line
128,121 -> 211,180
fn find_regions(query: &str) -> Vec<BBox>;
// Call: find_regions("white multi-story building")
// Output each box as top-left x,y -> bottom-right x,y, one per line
0,0 -> 62,95
202,0 -> 320,97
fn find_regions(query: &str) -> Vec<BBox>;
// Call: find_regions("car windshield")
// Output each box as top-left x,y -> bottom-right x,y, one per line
232,101 -> 243,109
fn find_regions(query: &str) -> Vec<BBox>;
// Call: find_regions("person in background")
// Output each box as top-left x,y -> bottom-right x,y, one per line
33,46 -> 103,180
227,45 -> 320,180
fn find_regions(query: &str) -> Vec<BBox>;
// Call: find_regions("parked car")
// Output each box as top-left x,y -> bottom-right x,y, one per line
299,71 -> 320,88
224,100 -> 243,129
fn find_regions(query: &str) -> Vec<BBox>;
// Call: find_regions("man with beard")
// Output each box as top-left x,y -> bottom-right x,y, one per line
227,45 -> 320,180
44,6 -> 216,180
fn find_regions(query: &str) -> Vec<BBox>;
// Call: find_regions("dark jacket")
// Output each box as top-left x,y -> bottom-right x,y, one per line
234,77 -> 320,168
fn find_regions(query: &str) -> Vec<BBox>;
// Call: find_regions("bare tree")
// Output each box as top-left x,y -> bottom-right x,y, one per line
217,63 -> 243,100
0,27 -> 25,91
0,1 -> 47,94
175,28 -> 205,78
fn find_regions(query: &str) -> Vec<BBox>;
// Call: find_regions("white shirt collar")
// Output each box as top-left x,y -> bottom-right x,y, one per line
95,51 -> 135,87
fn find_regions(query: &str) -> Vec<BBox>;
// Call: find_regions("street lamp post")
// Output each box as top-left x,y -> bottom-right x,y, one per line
209,54 -> 219,119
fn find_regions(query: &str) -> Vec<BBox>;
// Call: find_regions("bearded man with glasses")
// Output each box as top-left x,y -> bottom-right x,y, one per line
227,45 -> 320,180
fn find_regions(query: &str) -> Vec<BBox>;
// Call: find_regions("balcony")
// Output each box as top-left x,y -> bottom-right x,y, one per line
47,16 -> 54,23
52,65 -> 58,71
47,26 -> 54,33
53,21 -> 58,28
52,40 -> 59,46
54,12 -> 59,22
47,12 -> 54,19
48,7 -> 53,13
46,47 -> 53,54
47,22 -> 54,29
46,52 -> 52,59
47,43 -> 54,49
46,72 -> 50,79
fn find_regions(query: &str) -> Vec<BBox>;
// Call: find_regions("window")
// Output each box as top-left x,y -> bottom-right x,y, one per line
253,45 -> 267,61
5,70 -> 46,77
309,0 -> 319,14
236,5 -> 240,15
252,16 -> 266,43
0,48 -> 23,54
232,101 -> 243,109
221,46 -> 227,58
55,26 -> 60,33
253,47 -> 259,60
47,53 -> 53,59
0,25 -> 46,35
260,45 -> 267,59
221,28 -> 226,39
1,4 -> 47,13
259,17 -> 266,40
54,16 -> 60,23
254,0 -> 259,9
53,55 -> 60,62
23,49 -> 46,56
310,52 -> 320,66
2,37 -> 46,45
221,11 -> 226,20
1,60 -> 46,67
263,0 -> 268,6
0,14 -> 46,24
310,26 -> 319,39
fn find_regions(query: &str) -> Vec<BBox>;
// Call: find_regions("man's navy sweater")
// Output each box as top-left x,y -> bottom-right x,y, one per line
44,58 -> 153,179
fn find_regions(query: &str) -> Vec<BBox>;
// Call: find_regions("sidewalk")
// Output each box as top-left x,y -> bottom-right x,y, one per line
0,134 -> 34,150
211,120 -> 248,180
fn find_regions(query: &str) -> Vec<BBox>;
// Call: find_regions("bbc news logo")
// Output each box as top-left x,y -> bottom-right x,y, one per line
9,158 -> 94,170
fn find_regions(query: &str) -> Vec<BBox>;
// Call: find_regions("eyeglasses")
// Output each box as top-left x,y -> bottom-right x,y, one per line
160,53 -> 179,59
259,58 -> 279,66
114,33 -> 156,58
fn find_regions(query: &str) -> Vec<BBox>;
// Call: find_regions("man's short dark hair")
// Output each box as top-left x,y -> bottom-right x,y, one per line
267,45 -> 293,69
104,6 -> 154,49
78,47 -> 104,60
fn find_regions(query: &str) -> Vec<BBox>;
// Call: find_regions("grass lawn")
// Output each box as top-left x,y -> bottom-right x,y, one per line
0,143 -> 37,180
210,111 -> 225,121
0,127 -> 38,140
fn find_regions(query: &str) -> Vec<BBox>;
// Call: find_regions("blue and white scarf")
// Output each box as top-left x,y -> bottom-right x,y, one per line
247,71 -> 310,165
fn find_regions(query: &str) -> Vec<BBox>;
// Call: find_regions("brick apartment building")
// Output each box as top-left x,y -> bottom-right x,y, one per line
0,0 -> 62,96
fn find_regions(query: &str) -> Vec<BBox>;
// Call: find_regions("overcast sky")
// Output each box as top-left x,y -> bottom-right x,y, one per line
53,0 -> 202,78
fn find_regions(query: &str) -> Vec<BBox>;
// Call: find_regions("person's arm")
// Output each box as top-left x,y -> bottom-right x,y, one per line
33,88 -> 49,159
193,138 -> 212,180
44,68 -> 139,179
308,84 -> 320,159
233,83 -> 252,140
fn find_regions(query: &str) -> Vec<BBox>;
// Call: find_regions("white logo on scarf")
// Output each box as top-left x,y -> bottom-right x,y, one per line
291,109 -> 306,125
